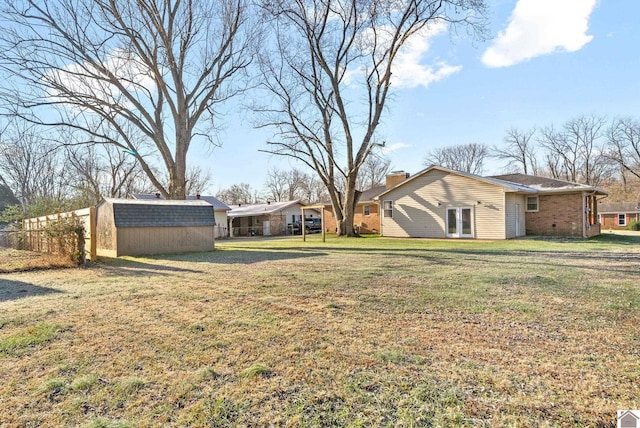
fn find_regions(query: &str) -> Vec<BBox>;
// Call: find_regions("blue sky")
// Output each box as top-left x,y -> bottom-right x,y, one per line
195,0 -> 640,193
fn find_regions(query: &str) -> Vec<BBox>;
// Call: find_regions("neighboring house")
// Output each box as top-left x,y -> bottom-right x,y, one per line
491,173 -> 607,238
598,201 -> 640,229
96,198 -> 216,257
227,200 -> 319,236
133,193 -> 230,238
376,166 -> 606,239
321,171 -> 409,234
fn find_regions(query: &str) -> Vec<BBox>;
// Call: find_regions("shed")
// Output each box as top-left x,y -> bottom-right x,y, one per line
96,198 -> 216,257
133,193 -> 231,238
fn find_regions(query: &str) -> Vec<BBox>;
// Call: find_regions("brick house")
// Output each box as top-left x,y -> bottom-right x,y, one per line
376,166 -> 606,239
597,202 -> 640,230
491,174 -> 607,238
321,171 -> 409,234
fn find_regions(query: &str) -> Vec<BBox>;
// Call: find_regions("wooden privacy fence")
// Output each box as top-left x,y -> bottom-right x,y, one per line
21,207 -> 97,260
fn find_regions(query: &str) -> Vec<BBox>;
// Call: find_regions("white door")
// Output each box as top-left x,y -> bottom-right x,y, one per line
446,207 -> 473,238
263,221 -> 271,236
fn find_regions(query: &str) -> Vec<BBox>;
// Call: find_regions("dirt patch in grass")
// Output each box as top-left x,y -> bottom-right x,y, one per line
0,248 -> 77,273
0,236 -> 639,426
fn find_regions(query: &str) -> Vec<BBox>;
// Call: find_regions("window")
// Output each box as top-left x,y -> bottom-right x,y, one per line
363,205 -> 370,216
526,196 -> 539,212
383,200 -> 393,218
618,213 -> 626,226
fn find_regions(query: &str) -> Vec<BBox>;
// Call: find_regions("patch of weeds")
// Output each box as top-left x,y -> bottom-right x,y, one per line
211,340 -> 229,349
241,363 -> 272,379
116,377 -> 146,395
197,367 -> 219,380
188,323 -> 206,332
38,378 -> 66,396
377,349 -> 407,364
71,374 -> 98,392
204,397 -> 243,426
0,323 -> 65,356
508,301 -> 538,314
84,418 -> 132,428
326,302 -> 341,309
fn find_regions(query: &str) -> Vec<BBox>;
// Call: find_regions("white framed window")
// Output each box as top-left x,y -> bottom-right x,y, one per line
363,205 -> 370,216
618,213 -> 626,226
383,200 -> 393,218
526,196 -> 539,212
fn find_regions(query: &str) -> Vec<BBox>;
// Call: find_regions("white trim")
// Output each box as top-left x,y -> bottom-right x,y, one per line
525,196 -> 539,212
382,200 -> 393,218
446,206 -> 474,238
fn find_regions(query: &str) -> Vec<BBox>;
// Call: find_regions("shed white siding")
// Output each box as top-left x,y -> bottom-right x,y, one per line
381,169 -> 508,239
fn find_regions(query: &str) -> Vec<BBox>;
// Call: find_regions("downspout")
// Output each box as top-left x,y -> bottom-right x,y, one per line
582,192 -> 587,238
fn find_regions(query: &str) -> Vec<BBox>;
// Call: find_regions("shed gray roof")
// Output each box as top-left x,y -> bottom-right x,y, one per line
102,198 -> 215,228
133,193 -> 230,211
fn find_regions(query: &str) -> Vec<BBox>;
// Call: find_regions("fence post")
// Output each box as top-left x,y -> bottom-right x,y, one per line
89,206 -> 97,260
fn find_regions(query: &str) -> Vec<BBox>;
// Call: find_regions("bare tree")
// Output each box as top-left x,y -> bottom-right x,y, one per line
493,127 -> 538,175
539,115 -> 609,185
185,166 -> 213,197
606,117 -> 640,181
263,167 -> 308,202
565,115 -> 608,185
0,123 -> 70,206
357,154 -> 392,190
424,143 -> 489,175
216,183 -> 257,205
0,0 -> 256,199
257,0 -> 487,236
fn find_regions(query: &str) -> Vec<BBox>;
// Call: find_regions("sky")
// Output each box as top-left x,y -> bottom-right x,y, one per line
191,0 -> 640,193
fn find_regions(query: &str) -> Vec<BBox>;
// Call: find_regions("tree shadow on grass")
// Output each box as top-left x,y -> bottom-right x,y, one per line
96,249 -> 327,276
157,248 -> 328,265
0,279 -> 62,302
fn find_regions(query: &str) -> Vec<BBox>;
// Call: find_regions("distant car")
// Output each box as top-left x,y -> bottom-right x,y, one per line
304,218 -> 322,234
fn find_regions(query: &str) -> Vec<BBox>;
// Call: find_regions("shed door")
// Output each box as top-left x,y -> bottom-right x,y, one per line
446,207 -> 473,238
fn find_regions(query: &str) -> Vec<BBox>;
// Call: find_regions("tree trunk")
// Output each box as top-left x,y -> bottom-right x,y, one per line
336,176 -> 360,237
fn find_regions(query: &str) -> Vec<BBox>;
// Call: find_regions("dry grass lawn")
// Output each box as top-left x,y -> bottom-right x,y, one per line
0,234 -> 639,427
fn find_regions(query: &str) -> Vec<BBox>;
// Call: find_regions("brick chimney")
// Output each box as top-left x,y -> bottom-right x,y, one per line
386,171 -> 410,188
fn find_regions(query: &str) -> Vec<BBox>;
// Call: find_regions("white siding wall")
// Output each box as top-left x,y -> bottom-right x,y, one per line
214,211 -> 228,238
381,170 -> 508,239
505,193 -> 527,238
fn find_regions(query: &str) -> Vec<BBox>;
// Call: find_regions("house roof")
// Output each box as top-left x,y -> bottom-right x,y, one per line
358,185 -> 387,203
489,173 -> 607,195
376,165 -> 538,199
598,201 -> 640,214
227,200 -> 303,218
101,198 -> 216,228
133,193 -> 230,211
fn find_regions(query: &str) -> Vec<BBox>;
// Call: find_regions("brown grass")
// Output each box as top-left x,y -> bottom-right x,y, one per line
0,248 -> 77,273
0,234 -> 639,426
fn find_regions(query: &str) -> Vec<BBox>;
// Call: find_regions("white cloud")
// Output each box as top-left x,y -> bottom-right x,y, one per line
391,21 -> 462,89
47,49 -> 156,109
482,0 -> 597,68
380,141 -> 411,155
347,21 -> 462,89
